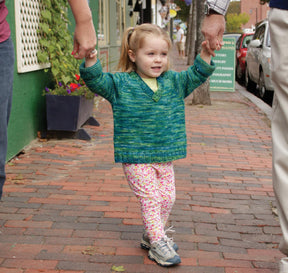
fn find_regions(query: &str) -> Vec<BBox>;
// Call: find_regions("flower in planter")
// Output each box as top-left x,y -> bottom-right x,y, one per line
44,74 -> 96,100
75,74 -> 80,81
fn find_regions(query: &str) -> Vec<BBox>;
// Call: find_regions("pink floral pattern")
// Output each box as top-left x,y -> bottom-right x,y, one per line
123,162 -> 175,243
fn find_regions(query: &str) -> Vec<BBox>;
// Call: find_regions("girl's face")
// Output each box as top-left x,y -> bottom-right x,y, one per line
128,35 -> 169,79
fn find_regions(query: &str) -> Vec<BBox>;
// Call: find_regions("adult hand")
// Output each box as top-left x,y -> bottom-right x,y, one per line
72,20 -> 97,59
201,14 -> 226,57
68,0 -> 97,59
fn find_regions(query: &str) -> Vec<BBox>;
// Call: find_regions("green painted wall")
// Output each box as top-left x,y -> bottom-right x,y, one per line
6,0 -> 50,160
6,1 -> 98,160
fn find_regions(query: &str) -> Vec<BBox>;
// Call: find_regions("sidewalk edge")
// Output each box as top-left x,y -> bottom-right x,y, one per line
236,82 -> 272,121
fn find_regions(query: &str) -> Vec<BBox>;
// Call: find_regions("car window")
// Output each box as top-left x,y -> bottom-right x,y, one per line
242,35 -> 253,48
253,24 -> 265,44
236,37 -> 241,50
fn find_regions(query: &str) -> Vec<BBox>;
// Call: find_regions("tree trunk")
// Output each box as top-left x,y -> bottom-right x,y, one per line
186,3 -> 195,64
191,81 -> 211,105
196,0 -> 205,54
191,0 -> 211,106
187,1 -> 197,65
185,4 -> 191,57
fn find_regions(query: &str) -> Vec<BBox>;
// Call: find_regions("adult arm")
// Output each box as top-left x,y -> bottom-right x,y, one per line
201,0 -> 230,56
68,0 -> 97,59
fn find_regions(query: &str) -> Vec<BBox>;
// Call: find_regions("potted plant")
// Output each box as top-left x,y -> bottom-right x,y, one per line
37,0 -> 100,140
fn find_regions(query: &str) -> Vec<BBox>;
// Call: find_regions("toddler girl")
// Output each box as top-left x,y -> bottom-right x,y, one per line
80,23 -> 215,267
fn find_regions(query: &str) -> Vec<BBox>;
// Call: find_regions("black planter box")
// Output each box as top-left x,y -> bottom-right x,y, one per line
46,95 -> 99,140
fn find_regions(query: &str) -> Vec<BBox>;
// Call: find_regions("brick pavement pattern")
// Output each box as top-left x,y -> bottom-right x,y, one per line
0,53 -> 283,272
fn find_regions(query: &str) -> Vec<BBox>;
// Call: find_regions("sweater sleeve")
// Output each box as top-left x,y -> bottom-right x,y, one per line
79,60 -> 116,103
176,54 -> 216,98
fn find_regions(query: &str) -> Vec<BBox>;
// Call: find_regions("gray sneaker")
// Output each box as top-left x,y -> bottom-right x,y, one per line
148,237 -> 181,267
141,233 -> 179,251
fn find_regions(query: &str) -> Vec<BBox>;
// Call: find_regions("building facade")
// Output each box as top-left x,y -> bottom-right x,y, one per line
240,0 -> 270,30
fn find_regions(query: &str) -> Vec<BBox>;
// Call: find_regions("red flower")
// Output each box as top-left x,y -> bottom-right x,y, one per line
75,74 -> 80,81
70,83 -> 79,92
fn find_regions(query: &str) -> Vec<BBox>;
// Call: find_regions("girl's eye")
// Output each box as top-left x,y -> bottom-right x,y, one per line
148,52 -> 154,56
162,53 -> 167,56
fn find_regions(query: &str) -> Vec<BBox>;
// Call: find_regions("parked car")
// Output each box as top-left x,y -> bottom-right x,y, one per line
245,19 -> 274,99
235,32 -> 254,82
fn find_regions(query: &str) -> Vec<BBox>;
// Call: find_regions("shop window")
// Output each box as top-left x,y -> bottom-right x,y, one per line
116,0 -> 126,45
98,0 -> 109,46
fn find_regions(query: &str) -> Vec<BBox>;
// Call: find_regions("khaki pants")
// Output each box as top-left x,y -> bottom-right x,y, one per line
176,41 -> 184,51
270,8 -> 288,256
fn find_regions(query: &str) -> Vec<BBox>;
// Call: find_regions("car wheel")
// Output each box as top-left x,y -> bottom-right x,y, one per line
245,66 -> 256,92
258,70 -> 273,101
258,70 -> 266,99
236,63 -> 243,83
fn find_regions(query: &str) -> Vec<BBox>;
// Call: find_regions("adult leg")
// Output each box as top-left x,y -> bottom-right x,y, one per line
179,42 -> 184,58
176,42 -> 181,56
269,9 -> 288,255
0,37 -> 14,200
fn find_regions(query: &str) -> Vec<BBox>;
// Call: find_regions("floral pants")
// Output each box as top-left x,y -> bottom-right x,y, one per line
123,162 -> 175,244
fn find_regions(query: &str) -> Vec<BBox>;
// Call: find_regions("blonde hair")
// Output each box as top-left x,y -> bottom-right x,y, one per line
117,24 -> 172,72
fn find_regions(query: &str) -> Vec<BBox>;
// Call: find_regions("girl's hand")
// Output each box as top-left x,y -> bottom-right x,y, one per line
200,40 -> 214,64
85,49 -> 98,68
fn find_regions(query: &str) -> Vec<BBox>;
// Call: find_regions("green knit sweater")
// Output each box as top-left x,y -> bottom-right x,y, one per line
80,54 -> 215,163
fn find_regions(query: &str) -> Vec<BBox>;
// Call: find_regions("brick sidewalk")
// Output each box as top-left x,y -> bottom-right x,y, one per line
0,52 -> 283,272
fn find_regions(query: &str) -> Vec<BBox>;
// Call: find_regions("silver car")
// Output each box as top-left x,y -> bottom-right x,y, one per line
245,19 -> 274,100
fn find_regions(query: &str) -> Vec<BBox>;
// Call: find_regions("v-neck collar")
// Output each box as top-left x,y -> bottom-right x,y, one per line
130,72 -> 164,102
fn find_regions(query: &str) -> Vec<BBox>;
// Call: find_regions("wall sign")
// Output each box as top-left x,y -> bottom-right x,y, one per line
210,37 -> 236,92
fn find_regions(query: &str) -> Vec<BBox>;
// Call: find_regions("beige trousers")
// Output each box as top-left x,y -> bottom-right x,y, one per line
270,8 -> 288,256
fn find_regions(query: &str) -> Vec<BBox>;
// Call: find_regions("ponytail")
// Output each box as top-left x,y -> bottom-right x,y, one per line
117,27 -> 136,72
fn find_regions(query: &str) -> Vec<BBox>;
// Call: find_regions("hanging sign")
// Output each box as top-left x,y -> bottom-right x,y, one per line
169,9 -> 177,18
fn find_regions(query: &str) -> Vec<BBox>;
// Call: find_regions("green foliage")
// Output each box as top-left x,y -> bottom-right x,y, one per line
37,0 -> 94,98
226,13 -> 250,33
173,0 -> 190,22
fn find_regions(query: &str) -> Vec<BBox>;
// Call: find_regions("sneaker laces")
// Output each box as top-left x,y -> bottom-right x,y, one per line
165,226 -> 176,236
144,226 -> 175,243
164,226 -> 176,243
165,226 -> 175,234
155,237 -> 174,256
164,235 -> 175,247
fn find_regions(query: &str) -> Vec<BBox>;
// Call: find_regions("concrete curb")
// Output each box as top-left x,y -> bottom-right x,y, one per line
236,82 -> 272,121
